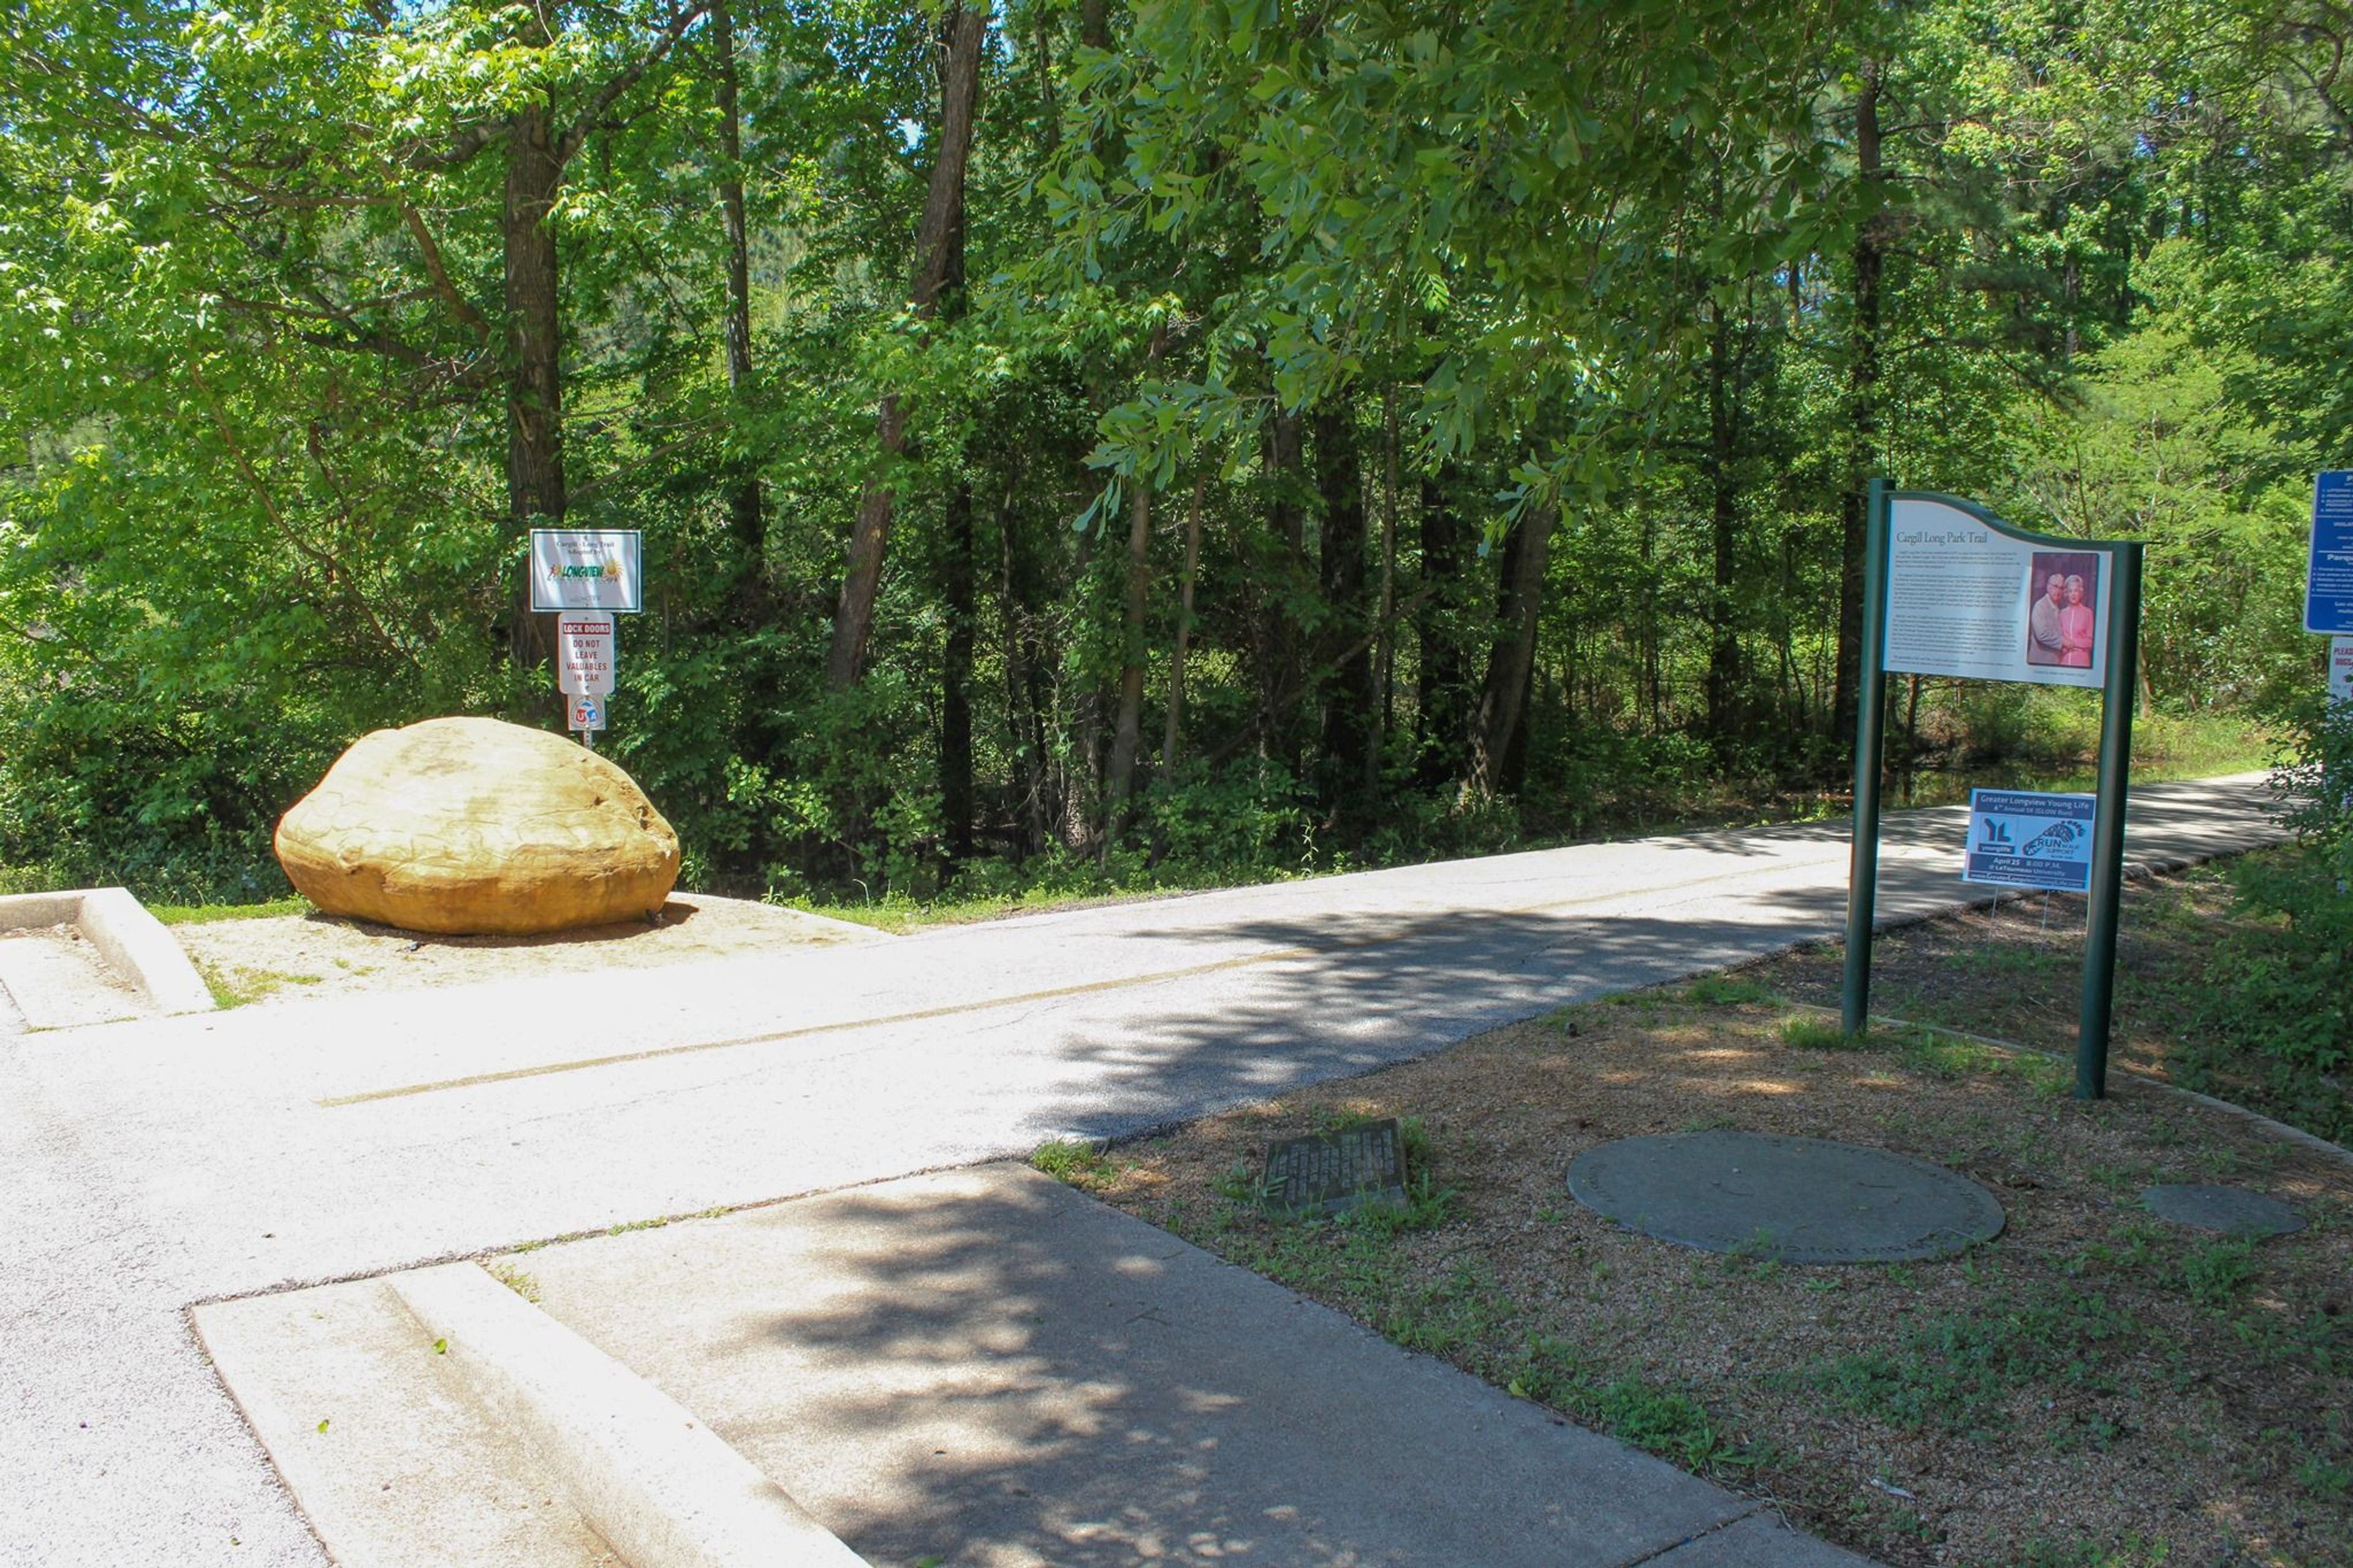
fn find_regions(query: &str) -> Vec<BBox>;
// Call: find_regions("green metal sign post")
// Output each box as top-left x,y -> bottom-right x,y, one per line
1840,480 -> 2145,1099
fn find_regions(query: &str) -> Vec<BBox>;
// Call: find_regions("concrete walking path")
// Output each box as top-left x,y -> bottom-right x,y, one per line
0,775 -> 2284,1566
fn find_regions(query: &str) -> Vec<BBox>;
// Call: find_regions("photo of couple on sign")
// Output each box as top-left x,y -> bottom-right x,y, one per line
2025,550 -> 2102,668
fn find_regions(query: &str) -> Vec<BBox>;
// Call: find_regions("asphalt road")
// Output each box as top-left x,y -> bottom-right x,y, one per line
0,774 -> 2283,1567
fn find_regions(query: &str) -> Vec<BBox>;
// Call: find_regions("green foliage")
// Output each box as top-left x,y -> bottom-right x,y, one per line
1029,1138 -> 1113,1189
2176,705 -> 2353,1141
1813,1284 -> 2140,1439
1682,974 -> 1775,1007
0,0 -> 2338,906
2176,1240 -> 2259,1311
1779,1015 -> 1865,1051
2011,1535 -> 2174,1568
147,896 -> 312,926
1507,1337 -> 1755,1474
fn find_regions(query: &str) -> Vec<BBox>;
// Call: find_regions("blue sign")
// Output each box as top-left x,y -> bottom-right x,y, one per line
1965,790 -> 2096,893
2309,471 -> 2353,634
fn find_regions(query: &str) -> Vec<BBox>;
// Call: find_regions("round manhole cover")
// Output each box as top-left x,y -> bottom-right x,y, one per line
2141,1184 -> 2304,1238
1567,1129 -> 2006,1263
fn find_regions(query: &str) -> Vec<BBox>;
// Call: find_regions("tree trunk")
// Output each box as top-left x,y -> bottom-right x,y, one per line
940,480 -> 977,862
1257,410 -> 1306,769
503,96 -> 566,667
713,0 -> 762,599
1104,477 -> 1154,845
1833,58 -> 1885,754
1464,506 -> 1555,800
997,475 -> 1047,862
825,2 -> 987,690
1314,402 -> 1373,819
1704,305 -> 1741,742
1374,388 -> 1400,786
1415,469 -> 1471,784
1162,476 -> 1203,773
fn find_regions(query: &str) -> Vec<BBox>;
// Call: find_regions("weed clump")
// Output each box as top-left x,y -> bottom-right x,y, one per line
1029,1138 -> 1113,1189
1779,1014 -> 1865,1051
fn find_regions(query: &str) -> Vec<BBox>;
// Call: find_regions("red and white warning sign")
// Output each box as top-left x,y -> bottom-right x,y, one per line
556,610 -> 616,696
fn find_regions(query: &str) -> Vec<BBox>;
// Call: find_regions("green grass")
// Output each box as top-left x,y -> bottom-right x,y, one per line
150,895 -> 312,926
1507,1336 -> 1764,1473
1029,1138 -> 1115,1187
486,1262 -> 540,1303
1779,1014 -> 1865,1051
1892,1029 -> 2071,1095
2012,1534 -> 2176,1568
195,960 -> 322,1008
1808,1281 -> 2141,1439
1682,974 -> 1776,1006
2175,1238 -> 2259,1310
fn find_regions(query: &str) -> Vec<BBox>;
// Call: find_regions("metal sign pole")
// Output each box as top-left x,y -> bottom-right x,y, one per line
2073,539 -> 2143,1099
1841,478 -> 1892,1034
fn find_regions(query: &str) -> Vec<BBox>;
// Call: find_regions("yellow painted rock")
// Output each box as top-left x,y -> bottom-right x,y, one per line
274,717 -> 680,936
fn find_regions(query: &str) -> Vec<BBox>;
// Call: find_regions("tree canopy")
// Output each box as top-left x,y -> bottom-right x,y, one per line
1,0 -> 2344,902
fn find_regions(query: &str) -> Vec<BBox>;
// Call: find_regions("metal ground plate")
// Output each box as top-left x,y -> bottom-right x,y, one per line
1567,1129 -> 2006,1263
2141,1183 -> 2305,1238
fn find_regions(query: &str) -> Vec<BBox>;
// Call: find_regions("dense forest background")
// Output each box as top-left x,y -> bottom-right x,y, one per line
1,0 -> 2347,906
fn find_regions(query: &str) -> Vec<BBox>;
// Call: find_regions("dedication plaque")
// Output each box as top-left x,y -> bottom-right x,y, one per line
1260,1118 -> 1408,1218
1883,496 -> 2109,689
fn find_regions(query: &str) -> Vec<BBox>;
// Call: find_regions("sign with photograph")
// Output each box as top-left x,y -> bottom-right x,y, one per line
2309,471 -> 2353,635
1849,479 -> 2144,1100
555,610 -> 615,696
1964,790 -> 2096,893
1882,497 -> 2107,689
529,529 -> 643,613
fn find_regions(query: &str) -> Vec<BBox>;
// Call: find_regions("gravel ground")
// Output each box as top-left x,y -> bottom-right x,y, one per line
170,893 -> 879,1007
1065,987 -> 2353,1567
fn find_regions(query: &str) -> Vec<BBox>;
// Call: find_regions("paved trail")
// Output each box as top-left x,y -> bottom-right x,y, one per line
0,775 -> 2280,1567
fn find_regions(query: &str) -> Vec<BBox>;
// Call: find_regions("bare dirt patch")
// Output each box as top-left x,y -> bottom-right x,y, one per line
172,893 -> 879,1007
1048,985 -> 2353,1568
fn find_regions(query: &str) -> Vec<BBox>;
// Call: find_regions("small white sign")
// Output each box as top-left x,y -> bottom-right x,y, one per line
529,529 -> 643,613
1964,789 -> 2096,893
556,610 -> 616,696
2331,635 -> 2353,704
568,692 -> 606,732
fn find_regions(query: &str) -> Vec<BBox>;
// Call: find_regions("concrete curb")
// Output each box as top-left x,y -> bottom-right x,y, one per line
387,1263 -> 870,1568
0,886 -> 215,1015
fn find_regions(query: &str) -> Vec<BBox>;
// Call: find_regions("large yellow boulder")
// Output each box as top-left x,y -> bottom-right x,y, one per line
274,717 -> 680,936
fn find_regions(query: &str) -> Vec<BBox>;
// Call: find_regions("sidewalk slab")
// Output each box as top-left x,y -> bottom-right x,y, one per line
12,777 -> 2269,1567
191,1279 -> 626,1568
515,1164 -> 1878,1568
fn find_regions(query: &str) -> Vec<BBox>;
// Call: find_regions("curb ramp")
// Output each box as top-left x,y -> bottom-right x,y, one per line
194,1264 -> 868,1568
198,1167 -> 1877,1567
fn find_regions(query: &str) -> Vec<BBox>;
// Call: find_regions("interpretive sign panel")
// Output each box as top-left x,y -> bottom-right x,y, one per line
2309,472 -> 2353,635
556,610 -> 616,696
529,529 -> 643,613
1850,479 -> 2144,1100
1965,790 -> 2096,893
2331,637 -> 2352,704
1884,497 -> 2107,688
1260,1119 -> 1406,1218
